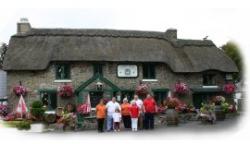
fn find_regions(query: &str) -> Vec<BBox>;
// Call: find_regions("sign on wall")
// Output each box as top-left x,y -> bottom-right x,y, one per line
117,65 -> 138,77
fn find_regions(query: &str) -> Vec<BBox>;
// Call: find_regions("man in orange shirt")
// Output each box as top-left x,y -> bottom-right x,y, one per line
96,99 -> 106,132
121,98 -> 131,129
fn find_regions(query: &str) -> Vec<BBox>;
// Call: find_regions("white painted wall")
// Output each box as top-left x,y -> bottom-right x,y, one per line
0,69 -> 7,98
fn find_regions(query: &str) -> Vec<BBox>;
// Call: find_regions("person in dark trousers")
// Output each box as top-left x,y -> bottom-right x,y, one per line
121,98 -> 131,129
96,99 -> 106,132
143,94 -> 157,130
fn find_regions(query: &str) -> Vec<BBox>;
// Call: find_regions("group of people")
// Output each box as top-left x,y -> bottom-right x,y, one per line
95,94 -> 157,133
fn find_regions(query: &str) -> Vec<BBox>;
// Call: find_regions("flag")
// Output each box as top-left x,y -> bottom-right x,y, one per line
15,95 -> 28,118
86,94 -> 91,113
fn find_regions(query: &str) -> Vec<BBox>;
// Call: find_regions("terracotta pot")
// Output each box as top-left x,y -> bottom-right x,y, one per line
166,109 -> 179,125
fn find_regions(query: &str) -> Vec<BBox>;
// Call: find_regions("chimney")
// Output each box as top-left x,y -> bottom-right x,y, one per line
17,18 -> 31,34
165,28 -> 177,40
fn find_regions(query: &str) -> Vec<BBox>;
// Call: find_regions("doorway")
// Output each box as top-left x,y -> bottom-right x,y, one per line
89,91 -> 104,108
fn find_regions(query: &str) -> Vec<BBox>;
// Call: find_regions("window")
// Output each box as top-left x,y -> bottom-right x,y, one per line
55,64 -> 70,80
153,91 -> 167,105
93,64 -> 103,76
142,63 -> 156,79
203,73 -> 216,85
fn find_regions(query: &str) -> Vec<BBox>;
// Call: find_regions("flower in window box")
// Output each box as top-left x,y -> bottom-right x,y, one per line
57,84 -> 74,98
223,83 -> 236,95
77,103 -> 91,115
174,81 -> 189,96
13,84 -> 28,97
135,82 -> 149,97
0,104 -> 8,117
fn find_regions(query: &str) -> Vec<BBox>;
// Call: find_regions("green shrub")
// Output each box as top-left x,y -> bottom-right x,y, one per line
16,120 -> 31,130
30,101 -> 45,119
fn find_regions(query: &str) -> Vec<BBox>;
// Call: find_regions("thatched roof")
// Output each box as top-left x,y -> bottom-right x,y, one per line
3,28 -> 238,72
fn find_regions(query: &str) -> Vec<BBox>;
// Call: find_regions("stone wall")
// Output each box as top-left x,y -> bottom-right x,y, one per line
6,62 -> 226,111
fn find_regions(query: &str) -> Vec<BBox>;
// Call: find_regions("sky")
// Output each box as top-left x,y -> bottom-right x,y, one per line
0,0 -> 250,144
0,0 -> 249,48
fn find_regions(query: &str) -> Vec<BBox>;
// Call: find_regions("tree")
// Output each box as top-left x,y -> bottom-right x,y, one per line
0,42 -> 8,68
221,41 -> 243,82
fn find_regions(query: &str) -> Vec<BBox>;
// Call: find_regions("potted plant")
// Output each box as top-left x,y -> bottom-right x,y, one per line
213,96 -> 227,121
30,100 -> 45,121
57,84 -> 74,98
165,96 -> 179,125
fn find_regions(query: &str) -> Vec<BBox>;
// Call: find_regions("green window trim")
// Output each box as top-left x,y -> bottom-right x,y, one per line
38,89 -> 57,110
55,64 -> 71,80
142,63 -> 156,79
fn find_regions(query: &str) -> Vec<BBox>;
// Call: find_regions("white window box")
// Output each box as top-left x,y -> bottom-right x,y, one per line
202,85 -> 219,88
54,79 -> 72,83
142,79 -> 158,82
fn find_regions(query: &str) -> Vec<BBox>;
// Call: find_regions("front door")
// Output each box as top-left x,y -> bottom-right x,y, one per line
89,91 -> 103,108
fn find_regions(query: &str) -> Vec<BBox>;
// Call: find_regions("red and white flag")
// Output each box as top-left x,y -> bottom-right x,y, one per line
15,95 -> 28,117
86,94 -> 91,113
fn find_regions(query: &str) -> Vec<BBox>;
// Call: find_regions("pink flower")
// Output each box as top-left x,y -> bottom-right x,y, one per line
58,84 -> 74,98
13,85 -> 27,96
77,104 -> 90,115
223,83 -> 235,94
174,82 -> 189,95
135,83 -> 149,97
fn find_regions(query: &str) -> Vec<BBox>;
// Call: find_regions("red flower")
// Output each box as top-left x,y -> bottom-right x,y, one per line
77,104 -> 91,115
13,85 -> 27,96
57,84 -> 74,98
223,83 -> 235,94
135,83 -> 149,97
174,82 -> 189,95
0,104 -> 8,117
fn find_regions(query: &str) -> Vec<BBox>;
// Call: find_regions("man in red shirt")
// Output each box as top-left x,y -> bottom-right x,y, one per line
143,94 -> 157,130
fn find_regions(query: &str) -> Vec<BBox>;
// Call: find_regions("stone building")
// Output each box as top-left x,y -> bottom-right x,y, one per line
3,19 -> 238,111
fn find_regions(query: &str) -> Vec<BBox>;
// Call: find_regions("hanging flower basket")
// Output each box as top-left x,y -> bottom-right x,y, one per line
57,84 -> 74,98
223,83 -> 236,95
77,103 -> 91,115
135,83 -> 149,97
13,85 -> 28,97
174,82 -> 189,96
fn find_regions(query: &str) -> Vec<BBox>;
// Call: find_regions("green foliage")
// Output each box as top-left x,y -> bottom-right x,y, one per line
221,102 -> 229,113
221,42 -> 243,81
200,103 -> 215,113
16,120 -> 31,130
30,101 -> 45,118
